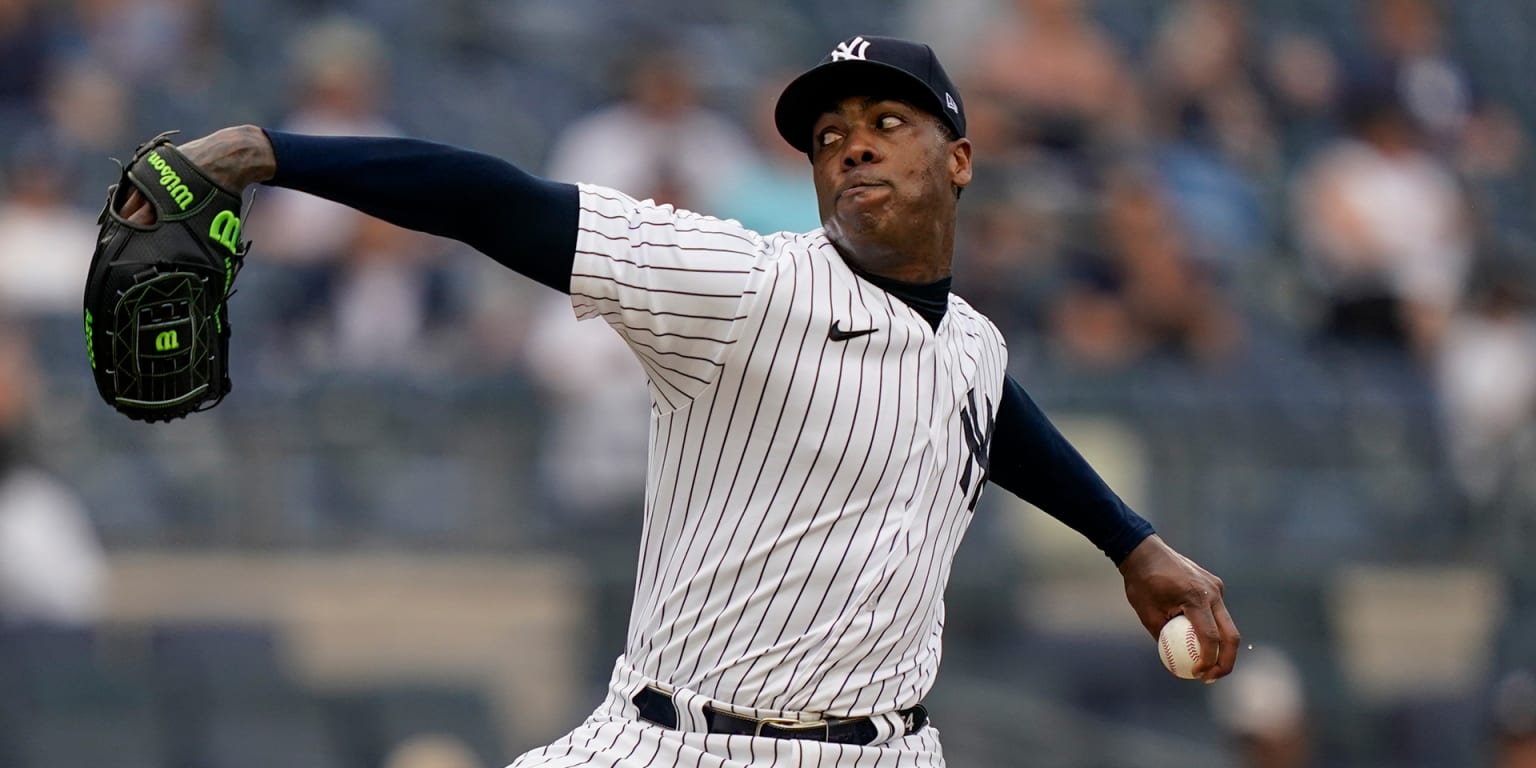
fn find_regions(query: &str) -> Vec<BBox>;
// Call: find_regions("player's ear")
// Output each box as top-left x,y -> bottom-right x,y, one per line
948,137 -> 972,191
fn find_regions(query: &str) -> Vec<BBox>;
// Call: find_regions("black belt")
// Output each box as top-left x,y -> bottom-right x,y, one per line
631,685 -> 928,745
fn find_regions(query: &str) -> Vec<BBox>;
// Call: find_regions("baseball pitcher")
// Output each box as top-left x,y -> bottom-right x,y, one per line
94,35 -> 1239,767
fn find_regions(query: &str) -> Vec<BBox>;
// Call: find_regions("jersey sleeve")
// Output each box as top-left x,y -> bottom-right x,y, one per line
570,184 -> 768,407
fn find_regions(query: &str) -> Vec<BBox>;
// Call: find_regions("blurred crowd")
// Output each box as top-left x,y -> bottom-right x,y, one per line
2,0 -> 1536,765
0,0 -> 1531,524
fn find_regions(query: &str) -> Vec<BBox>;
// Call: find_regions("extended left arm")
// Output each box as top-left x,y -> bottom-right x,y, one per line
989,374 -> 1240,681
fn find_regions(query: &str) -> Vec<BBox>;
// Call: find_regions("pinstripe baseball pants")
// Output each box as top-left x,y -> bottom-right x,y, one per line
508,658 -> 946,768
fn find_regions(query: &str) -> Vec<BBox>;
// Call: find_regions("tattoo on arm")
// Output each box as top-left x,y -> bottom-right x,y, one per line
179,126 -> 277,190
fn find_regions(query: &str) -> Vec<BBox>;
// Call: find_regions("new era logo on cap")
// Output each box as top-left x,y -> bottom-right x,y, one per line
774,35 -> 967,153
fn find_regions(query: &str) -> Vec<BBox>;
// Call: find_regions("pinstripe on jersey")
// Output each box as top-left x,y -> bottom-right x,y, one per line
561,183 -> 1007,757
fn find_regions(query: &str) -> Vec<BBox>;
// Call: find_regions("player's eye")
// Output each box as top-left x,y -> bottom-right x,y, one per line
878,114 -> 905,130
818,129 -> 843,147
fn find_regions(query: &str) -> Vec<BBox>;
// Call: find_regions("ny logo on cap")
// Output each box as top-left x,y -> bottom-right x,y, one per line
830,36 -> 871,61
945,93 -> 958,113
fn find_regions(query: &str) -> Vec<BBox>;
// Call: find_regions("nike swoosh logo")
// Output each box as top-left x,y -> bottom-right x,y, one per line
829,321 -> 878,342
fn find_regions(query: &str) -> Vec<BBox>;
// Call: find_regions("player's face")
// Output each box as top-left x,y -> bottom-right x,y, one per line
809,96 -> 972,248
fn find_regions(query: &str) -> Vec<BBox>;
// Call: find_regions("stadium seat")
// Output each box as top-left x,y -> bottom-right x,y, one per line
0,626 -> 163,766
0,624 -> 156,714
150,621 -> 310,716
1371,694 -> 1484,768
15,710 -> 166,768
192,701 -> 347,768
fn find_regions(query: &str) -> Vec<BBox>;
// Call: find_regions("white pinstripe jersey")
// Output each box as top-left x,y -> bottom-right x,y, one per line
569,184 -> 1008,719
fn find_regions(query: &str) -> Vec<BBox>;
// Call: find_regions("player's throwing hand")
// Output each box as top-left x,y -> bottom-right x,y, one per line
1118,534 -> 1240,682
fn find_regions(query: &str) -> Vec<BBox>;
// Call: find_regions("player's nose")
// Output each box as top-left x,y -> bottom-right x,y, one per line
840,131 -> 882,167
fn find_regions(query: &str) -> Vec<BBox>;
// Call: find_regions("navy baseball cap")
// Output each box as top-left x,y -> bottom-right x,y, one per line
775,35 -> 966,154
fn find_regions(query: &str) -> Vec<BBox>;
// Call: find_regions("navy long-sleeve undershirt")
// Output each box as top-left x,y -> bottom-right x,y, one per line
989,377 -> 1154,562
261,130 -> 1154,563
263,130 -> 579,292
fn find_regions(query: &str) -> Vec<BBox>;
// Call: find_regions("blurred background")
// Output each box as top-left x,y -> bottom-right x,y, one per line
1,0 -> 1535,766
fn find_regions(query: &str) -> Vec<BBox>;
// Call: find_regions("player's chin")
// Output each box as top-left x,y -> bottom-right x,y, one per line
830,206 -> 892,239
835,185 -> 893,216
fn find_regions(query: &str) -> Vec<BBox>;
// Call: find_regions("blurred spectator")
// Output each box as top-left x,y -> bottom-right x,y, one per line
1047,265 -> 1145,372
1455,103 -> 1530,238
1291,84 -> 1471,358
0,0 -> 50,125
1210,647 -> 1315,768
950,177 -> 1066,341
1436,259 -> 1536,519
1355,0 -> 1475,150
295,218 -> 470,375
523,294 -> 648,692
0,133 -> 97,315
964,0 -> 1140,168
543,42 -> 754,210
1146,0 -> 1276,172
1106,168 -> 1244,367
41,59 -> 132,161
459,260 -> 545,374
65,0 -> 216,88
522,293 -> 648,542
1261,32 -> 1343,166
1142,0 -> 1273,275
252,14 -> 399,266
712,75 -> 821,235
1355,0 -> 1535,255
1494,669 -> 1536,768
242,15 -> 444,376
1047,167 -> 1244,371
0,317 -> 106,625
383,734 -> 484,768
899,0 -> 999,73
279,12 -> 396,146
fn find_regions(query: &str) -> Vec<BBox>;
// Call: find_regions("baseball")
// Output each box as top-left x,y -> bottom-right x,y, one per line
1158,614 -> 1202,679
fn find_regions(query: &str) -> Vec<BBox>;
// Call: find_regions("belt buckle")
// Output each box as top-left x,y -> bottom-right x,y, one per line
755,716 -> 830,740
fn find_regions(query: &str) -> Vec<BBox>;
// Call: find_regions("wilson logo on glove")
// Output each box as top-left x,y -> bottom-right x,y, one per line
144,150 -> 196,210
210,210 -> 241,254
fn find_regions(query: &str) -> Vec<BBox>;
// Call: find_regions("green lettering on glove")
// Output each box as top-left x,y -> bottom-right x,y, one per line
145,151 -> 196,210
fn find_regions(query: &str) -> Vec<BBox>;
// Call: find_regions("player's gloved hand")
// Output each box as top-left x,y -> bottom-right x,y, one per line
85,126 -> 277,422
1117,534 -> 1240,682
118,126 -> 276,225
